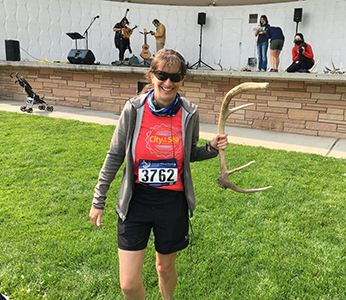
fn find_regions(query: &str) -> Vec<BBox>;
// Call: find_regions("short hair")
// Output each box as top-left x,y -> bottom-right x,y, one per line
152,19 -> 160,24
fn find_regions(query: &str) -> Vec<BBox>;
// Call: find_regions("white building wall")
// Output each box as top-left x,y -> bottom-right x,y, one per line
0,0 -> 345,72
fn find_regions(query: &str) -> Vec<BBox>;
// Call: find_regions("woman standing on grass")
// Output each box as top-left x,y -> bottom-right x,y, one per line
89,48 -> 228,300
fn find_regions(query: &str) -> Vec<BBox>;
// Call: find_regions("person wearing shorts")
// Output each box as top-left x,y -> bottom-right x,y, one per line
89,49 -> 229,300
266,26 -> 285,72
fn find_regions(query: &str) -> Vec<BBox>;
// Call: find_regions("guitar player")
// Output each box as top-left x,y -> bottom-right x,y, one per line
113,17 -> 133,63
149,19 -> 166,54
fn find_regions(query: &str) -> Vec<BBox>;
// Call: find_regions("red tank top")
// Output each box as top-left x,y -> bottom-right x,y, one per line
134,99 -> 184,191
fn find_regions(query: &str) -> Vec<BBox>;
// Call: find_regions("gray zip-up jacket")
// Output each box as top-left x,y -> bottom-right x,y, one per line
92,93 -> 218,221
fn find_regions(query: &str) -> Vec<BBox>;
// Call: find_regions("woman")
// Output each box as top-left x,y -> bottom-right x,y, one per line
266,26 -> 285,72
89,49 -> 228,300
113,17 -> 132,62
255,15 -> 270,71
286,33 -> 314,73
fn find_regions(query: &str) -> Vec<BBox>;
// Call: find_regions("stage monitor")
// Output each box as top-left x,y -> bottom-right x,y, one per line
67,49 -> 95,65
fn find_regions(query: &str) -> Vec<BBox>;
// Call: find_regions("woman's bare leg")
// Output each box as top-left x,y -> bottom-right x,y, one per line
118,249 -> 146,300
156,252 -> 178,300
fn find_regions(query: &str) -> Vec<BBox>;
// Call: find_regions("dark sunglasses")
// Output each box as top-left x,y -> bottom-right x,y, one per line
152,70 -> 185,82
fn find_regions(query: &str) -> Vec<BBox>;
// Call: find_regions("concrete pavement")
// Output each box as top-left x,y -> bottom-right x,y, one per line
1,99 -> 346,159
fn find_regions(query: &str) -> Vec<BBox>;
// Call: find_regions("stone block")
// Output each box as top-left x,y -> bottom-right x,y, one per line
268,101 -> 301,109
311,92 -> 341,100
245,110 -> 265,119
321,84 -> 336,94
91,88 -> 111,97
257,106 -> 287,114
288,81 -> 304,89
306,85 -> 321,93
91,101 -> 120,112
265,112 -> 289,119
319,113 -> 344,121
327,108 -> 344,115
336,86 -> 346,93
68,80 -> 86,87
272,90 -> 310,98
253,119 -> 283,131
306,121 -> 337,131
53,88 -> 79,97
288,109 -> 318,121
199,113 -> 216,124
284,127 -> 317,136
185,91 -> 206,98
73,73 -> 94,82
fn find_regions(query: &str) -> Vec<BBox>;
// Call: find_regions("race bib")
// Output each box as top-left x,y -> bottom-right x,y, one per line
138,158 -> 178,187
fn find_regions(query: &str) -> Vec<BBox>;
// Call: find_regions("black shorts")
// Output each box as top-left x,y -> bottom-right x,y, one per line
118,183 -> 189,254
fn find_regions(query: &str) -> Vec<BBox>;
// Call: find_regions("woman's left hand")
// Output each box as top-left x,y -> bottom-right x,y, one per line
211,133 -> 229,150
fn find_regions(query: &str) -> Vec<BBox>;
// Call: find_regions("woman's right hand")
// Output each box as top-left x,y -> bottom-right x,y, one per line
89,206 -> 104,227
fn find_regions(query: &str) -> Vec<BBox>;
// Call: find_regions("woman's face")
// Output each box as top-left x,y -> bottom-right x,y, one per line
294,35 -> 302,42
150,62 -> 185,108
260,17 -> 266,24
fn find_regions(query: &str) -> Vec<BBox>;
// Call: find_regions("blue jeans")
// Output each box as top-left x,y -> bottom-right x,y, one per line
257,41 -> 268,71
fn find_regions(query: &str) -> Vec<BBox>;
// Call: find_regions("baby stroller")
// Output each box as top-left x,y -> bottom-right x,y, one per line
10,72 -> 54,113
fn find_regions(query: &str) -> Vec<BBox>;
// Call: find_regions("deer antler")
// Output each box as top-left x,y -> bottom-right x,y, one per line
217,82 -> 272,193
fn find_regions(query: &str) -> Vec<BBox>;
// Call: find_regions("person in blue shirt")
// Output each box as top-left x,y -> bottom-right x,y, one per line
266,26 -> 285,72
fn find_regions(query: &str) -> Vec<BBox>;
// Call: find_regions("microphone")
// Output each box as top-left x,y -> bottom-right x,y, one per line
127,8 -> 129,12
94,15 -> 100,19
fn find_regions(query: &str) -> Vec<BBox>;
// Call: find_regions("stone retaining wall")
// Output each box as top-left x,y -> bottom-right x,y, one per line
1,62 -> 346,138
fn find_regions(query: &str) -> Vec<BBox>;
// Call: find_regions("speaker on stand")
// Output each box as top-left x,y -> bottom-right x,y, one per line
189,12 -> 214,70
198,12 -> 206,26
5,40 -> 20,61
293,8 -> 303,34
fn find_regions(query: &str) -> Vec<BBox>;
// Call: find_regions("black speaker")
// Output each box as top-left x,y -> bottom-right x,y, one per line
5,40 -> 20,61
137,82 -> 147,94
294,8 -> 303,23
67,49 -> 95,64
198,12 -> 206,25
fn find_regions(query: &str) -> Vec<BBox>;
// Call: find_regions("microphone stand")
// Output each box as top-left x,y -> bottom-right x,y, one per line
83,16 -> 99,50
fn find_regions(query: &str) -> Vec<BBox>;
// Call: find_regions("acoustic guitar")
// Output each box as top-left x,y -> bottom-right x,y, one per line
122,25 -> 138,39
140,29 -> 151,60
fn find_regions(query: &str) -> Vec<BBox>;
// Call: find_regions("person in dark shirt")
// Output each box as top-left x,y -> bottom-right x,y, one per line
254,15 -> 270,71
266,26 -> 285,72
113,17 -> 132,62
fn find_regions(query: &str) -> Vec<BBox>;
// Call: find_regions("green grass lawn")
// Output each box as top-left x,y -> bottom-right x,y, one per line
1,110 -> 346,300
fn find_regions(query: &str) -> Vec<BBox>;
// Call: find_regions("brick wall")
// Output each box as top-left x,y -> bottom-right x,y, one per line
183,74 -> 346,138
1,62 -> 346,138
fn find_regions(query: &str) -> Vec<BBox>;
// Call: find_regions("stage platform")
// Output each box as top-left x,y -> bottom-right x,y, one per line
1,60 -> 346,138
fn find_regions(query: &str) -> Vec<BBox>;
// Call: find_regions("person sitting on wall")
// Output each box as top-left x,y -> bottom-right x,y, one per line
286,33 -> 314,73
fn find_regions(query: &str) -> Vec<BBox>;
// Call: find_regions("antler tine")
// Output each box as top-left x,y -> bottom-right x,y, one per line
217,82 -> 272,193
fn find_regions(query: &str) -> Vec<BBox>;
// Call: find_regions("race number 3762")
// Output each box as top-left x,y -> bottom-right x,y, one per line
138,158 -> 178,187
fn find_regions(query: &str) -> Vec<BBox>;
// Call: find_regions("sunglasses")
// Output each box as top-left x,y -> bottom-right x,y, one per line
152,70 -> 185,82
